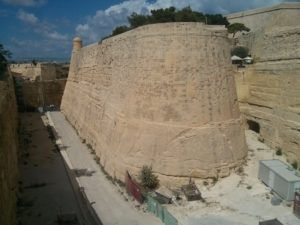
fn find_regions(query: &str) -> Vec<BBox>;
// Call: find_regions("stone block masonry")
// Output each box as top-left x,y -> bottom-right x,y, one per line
229,2 -> 300,166
61,23 -> 247,185
0,73 -> 18,225
10,63 -> 68,110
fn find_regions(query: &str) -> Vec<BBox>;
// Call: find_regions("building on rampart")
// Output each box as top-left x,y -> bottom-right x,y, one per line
10,63 -> 69,81
61,23 -> 247,185
10,63 -> 69,111
227,2 -> 300,165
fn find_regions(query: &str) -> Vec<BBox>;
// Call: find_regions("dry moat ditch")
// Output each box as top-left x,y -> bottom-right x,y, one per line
16,112 -> 98,225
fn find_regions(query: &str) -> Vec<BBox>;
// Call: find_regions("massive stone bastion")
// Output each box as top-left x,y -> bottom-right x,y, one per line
61,23 -> 247,185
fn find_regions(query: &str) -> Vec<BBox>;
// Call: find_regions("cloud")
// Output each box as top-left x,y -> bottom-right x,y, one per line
17,9 -> 38,24
75,0 -> 284,43
17,10 -> 68,41
9,37 -> 70,59
1,0 -> 46,6
45,31 -> 68,41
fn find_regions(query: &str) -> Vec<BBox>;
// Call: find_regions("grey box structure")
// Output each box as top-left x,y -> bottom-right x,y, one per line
258,160 -> 300,201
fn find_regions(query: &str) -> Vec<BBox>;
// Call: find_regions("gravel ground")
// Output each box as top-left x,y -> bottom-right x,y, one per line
168,130 -> 300,225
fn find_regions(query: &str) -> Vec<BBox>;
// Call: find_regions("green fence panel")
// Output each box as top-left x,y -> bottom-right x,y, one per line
147,196 -> 156,214
163,207 -> 178,225
147,195 -> 178,225
157,201 -> 164,221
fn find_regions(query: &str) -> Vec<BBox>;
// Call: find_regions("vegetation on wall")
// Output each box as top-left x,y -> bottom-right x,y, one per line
139,165 -> 159,190
103,6 -> 230,39
231,46 -> 249,58
0,43 -> 11,80
228,22 -> 250,37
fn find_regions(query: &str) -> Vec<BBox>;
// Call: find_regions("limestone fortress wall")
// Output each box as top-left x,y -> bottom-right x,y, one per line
61,23 -> 247,185
10,63 -> 68,110
10,63 -> 69,81
0,73 -> 18,225
228,2 -> 300,165
227,2 -> 300,32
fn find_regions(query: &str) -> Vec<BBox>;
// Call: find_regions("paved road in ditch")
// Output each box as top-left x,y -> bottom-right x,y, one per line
48,111 -> 162,225
17,112 -> 97,225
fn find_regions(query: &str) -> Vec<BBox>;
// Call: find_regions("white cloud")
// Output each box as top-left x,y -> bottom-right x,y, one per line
9,37 -> 70,59
17,9 -> 38,24
45,31 -> 68,41
75,0 -> 284,43
1,0 -> 46,6
16,10 -> 68,42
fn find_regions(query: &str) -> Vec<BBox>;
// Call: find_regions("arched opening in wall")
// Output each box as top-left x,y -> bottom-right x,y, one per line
247,120 -> 260,133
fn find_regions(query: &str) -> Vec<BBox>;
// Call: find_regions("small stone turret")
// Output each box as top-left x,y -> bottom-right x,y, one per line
73,37 -> 82,51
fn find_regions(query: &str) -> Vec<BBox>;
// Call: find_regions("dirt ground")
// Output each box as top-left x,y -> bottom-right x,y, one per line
167,130 -> 300,225
17,112 -> 83,225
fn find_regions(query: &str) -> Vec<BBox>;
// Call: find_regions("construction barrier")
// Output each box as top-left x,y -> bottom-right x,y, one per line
147,195 -> 178,225
125,171 -> 144,203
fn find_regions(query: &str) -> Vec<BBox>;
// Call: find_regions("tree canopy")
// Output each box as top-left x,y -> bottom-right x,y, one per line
0,44 -> 11,80
228,23 -> 250,37
231,46 -> 249,58
107,7 -> 230,39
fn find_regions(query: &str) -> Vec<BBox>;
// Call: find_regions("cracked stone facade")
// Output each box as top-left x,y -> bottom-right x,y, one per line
61,23 -> 247,185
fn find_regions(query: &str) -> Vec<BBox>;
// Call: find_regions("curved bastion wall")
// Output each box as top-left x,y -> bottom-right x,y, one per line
61,23 -> 247,185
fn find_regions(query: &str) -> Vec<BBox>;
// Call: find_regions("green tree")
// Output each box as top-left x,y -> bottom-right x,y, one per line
228,23 -> 250,37
107,7 -> 231,39
149,7 -> 176,23
139,165 -> 159,190
231,46 -> 249,58
205,14 -> 229,26
31,59 -> 37,66
111,25 -> 130,36
0,44 -> 11,80
128,13 -> 149,28
174,6 -> 205,22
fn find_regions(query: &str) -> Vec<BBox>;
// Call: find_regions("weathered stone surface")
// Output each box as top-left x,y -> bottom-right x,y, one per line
235,61 -> 300,164
10,63 -> 69,81
61,23 -> 247,185
0,74 -> 18,225
231,3 -> 300,164
10,63 -> 68,110
14,78 -> 67,110
226,2 -> 300,33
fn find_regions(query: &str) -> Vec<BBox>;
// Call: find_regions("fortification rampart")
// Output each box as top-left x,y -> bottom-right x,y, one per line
10,63 -> 68,110
10,63 -> 69,81
232,3 -> 300,165
0,73 -> 18,225
61,23 -> 247,185
227,3 -> 300,32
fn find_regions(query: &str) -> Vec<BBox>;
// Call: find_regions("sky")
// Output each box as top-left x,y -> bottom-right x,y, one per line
0,0 -> 287,61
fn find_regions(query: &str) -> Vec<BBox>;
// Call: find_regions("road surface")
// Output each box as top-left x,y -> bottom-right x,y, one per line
48,111 -> 162,225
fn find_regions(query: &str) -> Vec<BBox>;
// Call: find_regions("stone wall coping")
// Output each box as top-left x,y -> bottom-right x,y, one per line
226,2 -> 300,19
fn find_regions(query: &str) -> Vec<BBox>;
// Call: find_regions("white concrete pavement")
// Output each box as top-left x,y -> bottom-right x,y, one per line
47,111 -> 162,225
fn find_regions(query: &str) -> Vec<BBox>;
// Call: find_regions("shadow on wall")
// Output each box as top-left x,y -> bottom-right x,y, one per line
12,75 -> 67,112
247,120 -> 260,133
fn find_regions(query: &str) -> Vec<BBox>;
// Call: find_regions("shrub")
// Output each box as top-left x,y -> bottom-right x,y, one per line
139,165 -> 159,190
292,161 -> 298,170
93,155 -> 100,164
231,46 -> 249,58
275,147 -> 282,156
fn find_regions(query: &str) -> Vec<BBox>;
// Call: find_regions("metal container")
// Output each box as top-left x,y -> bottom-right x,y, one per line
258,160 -> 300,201
259,218 -> 283,225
